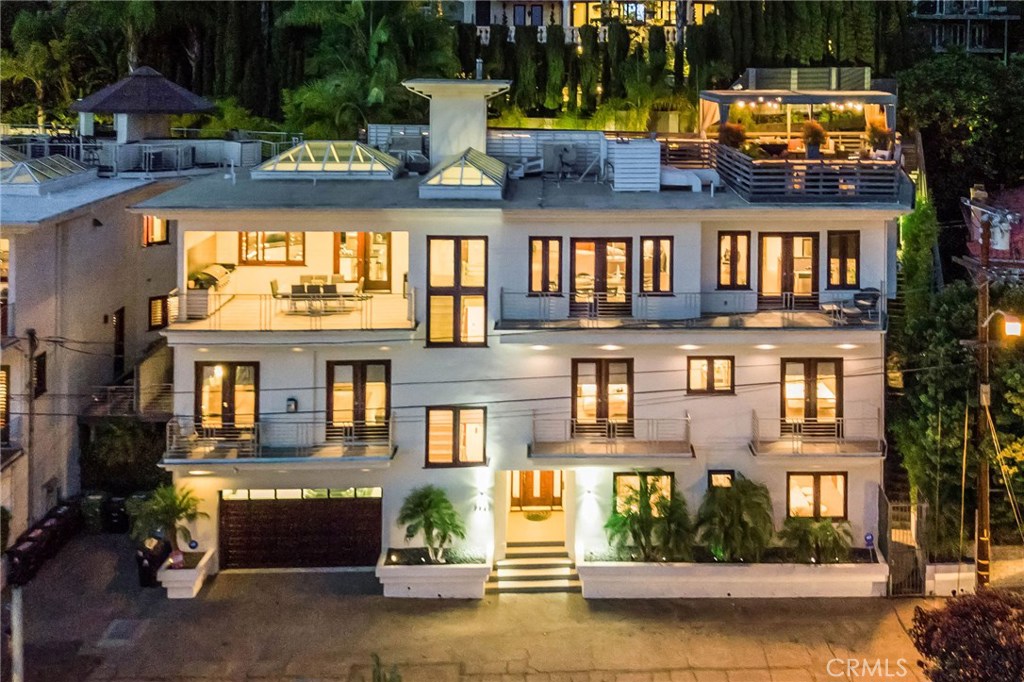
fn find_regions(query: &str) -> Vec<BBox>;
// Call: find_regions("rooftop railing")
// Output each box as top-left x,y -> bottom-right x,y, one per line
531,416 -> 691,458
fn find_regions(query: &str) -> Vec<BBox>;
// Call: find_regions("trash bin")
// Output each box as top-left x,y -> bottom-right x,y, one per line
101,497 -> 130,534
81,493 -> 107,533
136,537 -> 171,588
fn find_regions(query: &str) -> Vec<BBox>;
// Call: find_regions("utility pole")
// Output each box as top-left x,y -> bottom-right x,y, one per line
975,215 -> 991,590
25,328 -> 37,524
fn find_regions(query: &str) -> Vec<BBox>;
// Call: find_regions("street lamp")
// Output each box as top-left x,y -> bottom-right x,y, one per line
981,309 -> 1022,337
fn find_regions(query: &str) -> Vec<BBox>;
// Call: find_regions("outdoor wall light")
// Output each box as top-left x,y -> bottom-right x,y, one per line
982,309 -> 1021,337
755,344 -> 777,350
531,345 -> 550,351
678,344 -> 701,351
286,398 -> 298,413
837,343 -> 859,350
599,344 -> 622,351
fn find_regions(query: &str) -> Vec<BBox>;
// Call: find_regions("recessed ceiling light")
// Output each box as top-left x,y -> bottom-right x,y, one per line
360,468 -> 371,473
530,345 -> 550,351
678,344 -> 701,351
197,347 -> 209,353
755,344 -> 777,350
837,343 -> 859,350
291,347 -> 303,352
187,470 -> 214,476
379,346 -> 391,351
599,344 -> 622,351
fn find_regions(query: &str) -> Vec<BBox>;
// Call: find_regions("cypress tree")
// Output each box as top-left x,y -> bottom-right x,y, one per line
752,1 -> 768,67
806,1 -> 824,64
854,1 -> 875,67
839,1 -> 857,66
716,1 -> 735,75
769,2 -> 788,66
606,19 -> 630,99
648,24 -> 667,84
738,1 -> 753,71
566,45 -> 579,113
485,24 -> 508,79
515,26 -> 540,111
544,24 -> 567,111
578,23 -> 599,113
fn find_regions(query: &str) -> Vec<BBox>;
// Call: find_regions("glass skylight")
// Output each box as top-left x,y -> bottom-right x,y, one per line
252,141 -> 402,180
0,154 -> 90,187
419,148 -> 507,200
0,145 -> 28,170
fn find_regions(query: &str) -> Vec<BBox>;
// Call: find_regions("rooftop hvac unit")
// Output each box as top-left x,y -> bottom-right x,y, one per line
542,143 -> 577,177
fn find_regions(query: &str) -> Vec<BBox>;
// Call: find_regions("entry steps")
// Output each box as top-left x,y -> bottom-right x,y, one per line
486,541 -> 581,594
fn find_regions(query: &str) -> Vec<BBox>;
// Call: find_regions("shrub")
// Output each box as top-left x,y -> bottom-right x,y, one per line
397,485 -> 466,563
911,590 -> 1024,682
868,122 -> 893,151
79,420 -> 169,495
129,485 -> 208,555
718,121 -> 746,148
605,471 -> 694,561
778,517 -> 853,563
802,119 -> 827,146
697,475 -> 774,562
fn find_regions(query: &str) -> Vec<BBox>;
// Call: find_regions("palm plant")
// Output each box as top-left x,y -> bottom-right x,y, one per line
605,471 -> 694,561
779,517 -> 853,563
697,475 -> 774,562
129,485 -> 208,555
397,485 -> 466,563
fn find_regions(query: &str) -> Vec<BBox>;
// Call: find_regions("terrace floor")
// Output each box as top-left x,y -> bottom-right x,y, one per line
752,439 -> 884,457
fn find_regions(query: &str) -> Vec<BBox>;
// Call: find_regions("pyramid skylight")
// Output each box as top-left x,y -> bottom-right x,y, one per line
419,148 -> 507,200
252,141 -> 402,180
0,145 -> 28,170
0,153 -> 94,195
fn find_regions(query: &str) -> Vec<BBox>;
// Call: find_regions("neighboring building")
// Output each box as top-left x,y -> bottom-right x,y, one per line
912,0 -> 1021,60
139,73 -> 912,592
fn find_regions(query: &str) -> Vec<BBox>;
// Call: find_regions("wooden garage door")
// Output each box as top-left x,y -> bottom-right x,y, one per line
219,490 -> 382,569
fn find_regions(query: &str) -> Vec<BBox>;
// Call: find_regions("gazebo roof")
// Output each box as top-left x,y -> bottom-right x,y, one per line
71,66 -> 215,114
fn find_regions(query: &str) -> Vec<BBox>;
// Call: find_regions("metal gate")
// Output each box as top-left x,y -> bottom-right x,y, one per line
879,489 -> 928,596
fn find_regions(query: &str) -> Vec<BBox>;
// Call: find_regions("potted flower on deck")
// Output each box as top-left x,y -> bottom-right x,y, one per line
130,485 -> 213,599
376,485 -> 490,598
802,120 -> 828,159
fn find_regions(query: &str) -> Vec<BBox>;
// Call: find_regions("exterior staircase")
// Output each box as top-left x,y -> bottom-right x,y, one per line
486,541 -> 581,594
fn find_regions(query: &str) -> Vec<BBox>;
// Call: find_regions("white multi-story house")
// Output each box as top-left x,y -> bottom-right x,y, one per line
141,74 -> 911,592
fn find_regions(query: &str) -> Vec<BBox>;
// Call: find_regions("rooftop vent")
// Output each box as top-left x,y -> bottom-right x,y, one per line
418,148 -> 507,200
251,141 -> 403,180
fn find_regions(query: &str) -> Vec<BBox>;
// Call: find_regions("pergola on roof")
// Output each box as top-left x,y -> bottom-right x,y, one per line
419,148 -> 507,200
71,66 -> 214,114
251,141 -> 403,180
699,88 -> 898,134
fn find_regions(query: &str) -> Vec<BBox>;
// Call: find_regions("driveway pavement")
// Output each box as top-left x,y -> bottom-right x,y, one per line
7,534 -> 936,682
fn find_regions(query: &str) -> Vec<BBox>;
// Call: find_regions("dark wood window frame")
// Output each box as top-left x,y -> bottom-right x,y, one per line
528,236 -> 563,295
757,232 -> 820,300
613,471 -> 676,514
827,231 -> 861,290
707,469 -> 735,489
686,356 -> 735,394
32,352 -> 47,398
779,358 -> 844,422
238,232 -> 306,266
142,215 -> 171,246
717,231 -> 750,290
640,236 -> 674,294
426,236 -> 488,348
1,364 -> 9,445
425,405 -> 488,468
193,361 -> 260,425
148,295 -> 169,331
326,360 -> 391,436
786,471 -> 848,520
571,358 -> 635,433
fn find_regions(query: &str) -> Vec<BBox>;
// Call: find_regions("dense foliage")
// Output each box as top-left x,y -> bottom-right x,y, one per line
79,419 -> 170,495
128,485 -> 208,553
911,590 -> 1024,682
696,475 -> 774,562
605,471 -> 694,561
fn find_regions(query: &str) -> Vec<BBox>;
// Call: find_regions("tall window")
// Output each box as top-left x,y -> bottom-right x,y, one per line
426,407 -> 486,466
641,237 -> 672,293
687,356 -> 734,394
195,362 -> 258,429
427,237 -> 487,346
239,232 -> 305,265
143,216 -> 170,246
32,352 -> 46,397
782,359 -> 841,426
828,231 -> 860,289
788,473 -> 847,519
327,361 -> 390,442
529,237 -> 561,293
148,295 -> 168,330
613,472 -> 673,515
718,231 -> 749,289
573,359 -> 633,435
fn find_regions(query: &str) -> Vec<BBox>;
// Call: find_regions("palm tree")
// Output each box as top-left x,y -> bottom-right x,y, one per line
397,485 -> 466,563
1,43 -> 51,127
605,471 -> 694,561
779,517 -> 854,563
697,475 -> 774,562
129,485 -> 208,555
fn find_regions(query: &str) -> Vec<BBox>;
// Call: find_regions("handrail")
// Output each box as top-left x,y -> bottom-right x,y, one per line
750,410 -> 885,455
532,416 -> 691,456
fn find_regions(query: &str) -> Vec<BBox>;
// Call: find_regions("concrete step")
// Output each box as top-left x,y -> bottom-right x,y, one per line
504,548 -> 570,559
490,567 -> 578,581
506,541 -> 565,548
486,579 -> 582,594
495,557 -> 574,569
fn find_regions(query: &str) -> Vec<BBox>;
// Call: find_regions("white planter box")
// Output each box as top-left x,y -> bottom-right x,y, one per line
158,549 -> 217,599
375,555 -> 491,599
925,563 -> 975,597
577,560 -> 889,598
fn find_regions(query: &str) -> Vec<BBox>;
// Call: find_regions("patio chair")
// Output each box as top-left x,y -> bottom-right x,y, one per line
854,288 -> 881,320
321,283 -> 348,313
290,284 -> 308,313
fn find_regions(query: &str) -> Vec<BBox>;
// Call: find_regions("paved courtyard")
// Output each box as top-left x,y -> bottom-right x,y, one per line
8,535 -> 937,682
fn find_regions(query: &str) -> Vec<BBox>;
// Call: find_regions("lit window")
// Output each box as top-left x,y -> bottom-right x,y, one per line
0,364 -> 9,445
427,237 -> 487,346
613,472 -> 673,516
143,216 -> 170,246
529,237 -> 561,293
708,470 -> 734,488
239,232 -> 305,265
426,407 -> 486,466
641,237 -> 672,293
788,473 -> 847,519
828,231 -> 860,289
717,231 -> 749,289
687,356 -> 733,393
148,295 -> 168,330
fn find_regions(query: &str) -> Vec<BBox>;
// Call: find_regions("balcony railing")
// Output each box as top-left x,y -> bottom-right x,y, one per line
751,410 -> 885,456
165,417 -> 396,461
499,287 -> 886,330
531,416 -> 691,458
82,383 -> 173,418
167,289 -> 417,333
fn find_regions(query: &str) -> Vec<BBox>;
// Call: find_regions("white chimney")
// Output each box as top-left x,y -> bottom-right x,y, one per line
403,79 -> 511,167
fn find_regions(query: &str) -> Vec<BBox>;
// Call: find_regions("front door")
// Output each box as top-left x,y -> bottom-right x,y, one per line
572,359 -> 633,437
334,232 -> 392,291
511,470 -> 563,509
195,362 -> 258,435
112,307 -> 125,379
759,234 -> 818,309
782,359 -> 842,435
327,361 -> 390,443
571,238 -> 631,317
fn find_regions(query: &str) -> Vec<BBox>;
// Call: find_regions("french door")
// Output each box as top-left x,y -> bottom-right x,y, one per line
334,231 -> 392,291
195,362 -> 258,435
570,238 -> 631,317
511,470 -> 563,510
781,359 -> 842,436
572,359 -> 633,437
759,234 -> 818,309
327,361 -> 390,443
